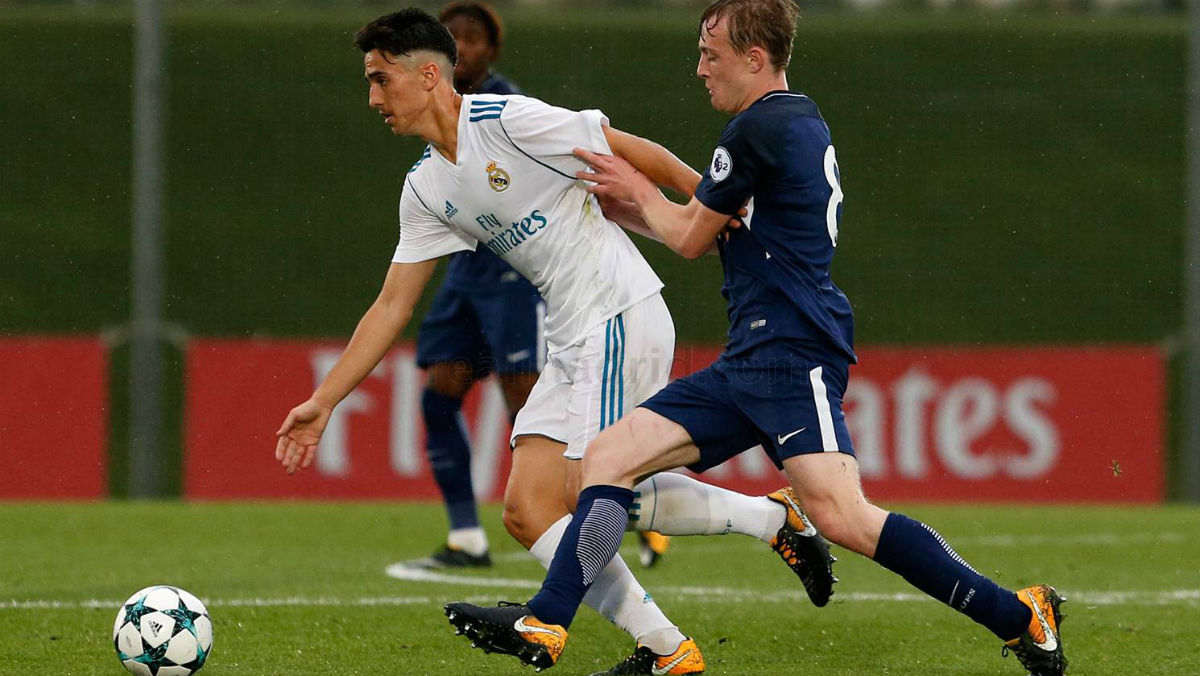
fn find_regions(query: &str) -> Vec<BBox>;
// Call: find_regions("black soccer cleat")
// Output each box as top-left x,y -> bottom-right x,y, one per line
1002,584 -> 1068,676
766,487 -> 837,607
444,601 -> 567,671
410,545 -> 491,569
588,638 -> 705,675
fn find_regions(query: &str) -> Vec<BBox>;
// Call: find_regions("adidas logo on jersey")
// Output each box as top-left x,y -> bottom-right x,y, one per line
445,201 -> 458,218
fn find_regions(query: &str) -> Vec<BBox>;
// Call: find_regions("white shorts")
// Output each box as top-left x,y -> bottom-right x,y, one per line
511,293 -> 675,459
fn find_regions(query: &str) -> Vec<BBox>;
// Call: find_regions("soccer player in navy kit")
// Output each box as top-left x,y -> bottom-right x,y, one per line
445,2 -> 1069,675
410,2 -> 542,568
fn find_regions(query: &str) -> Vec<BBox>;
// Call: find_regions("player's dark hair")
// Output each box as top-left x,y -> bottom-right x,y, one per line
699,0 -> 799,72
355,8 -> 458,66
438,1 -> 504,50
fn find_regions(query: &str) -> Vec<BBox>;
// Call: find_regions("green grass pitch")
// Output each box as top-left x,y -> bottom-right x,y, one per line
2,501 -> 1198,675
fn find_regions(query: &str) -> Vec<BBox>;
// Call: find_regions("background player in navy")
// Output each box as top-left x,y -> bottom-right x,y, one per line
410,2 -> 540,568
445,2 -> 1069,675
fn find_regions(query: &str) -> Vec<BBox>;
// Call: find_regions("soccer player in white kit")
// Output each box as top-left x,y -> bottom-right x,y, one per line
273,9 -> 835,674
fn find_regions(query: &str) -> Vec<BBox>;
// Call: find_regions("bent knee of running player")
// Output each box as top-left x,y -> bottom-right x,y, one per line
580,408 -> 699,488
504,438 -> 572,547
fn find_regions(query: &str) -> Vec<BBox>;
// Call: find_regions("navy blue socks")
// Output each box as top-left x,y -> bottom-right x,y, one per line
421,388 -> 478,530
873,513 -> 1031,640
528,484 -> 634,628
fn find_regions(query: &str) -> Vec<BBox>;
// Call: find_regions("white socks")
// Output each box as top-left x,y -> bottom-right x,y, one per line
447,527 -> 488,556
521,475 -> 788,656
530,516 -> 685,656
631,472 -> 783,543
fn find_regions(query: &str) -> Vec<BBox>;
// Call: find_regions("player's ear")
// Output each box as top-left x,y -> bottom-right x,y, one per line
746,46 -> 766,75
421,59 -> 443,91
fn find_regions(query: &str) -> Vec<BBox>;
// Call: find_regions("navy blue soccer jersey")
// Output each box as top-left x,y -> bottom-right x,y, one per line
441,72 -> 527,291
694,90 -> 856,364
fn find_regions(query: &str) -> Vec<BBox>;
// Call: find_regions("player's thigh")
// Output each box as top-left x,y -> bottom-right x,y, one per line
505,434 -> 571,546
508,435 -> 570,507
637,363 -> 763,475
497,370 -> 540,412
566,294 -> 676,458
580,408 -> 702,488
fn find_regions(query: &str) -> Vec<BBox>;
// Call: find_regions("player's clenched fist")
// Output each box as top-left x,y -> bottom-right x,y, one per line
274,399 -> 334,474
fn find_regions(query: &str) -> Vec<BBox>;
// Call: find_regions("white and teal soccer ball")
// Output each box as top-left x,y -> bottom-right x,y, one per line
113,585 -> 213,676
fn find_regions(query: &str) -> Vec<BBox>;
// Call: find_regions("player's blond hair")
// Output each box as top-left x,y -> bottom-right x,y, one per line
699,0 -> 799,72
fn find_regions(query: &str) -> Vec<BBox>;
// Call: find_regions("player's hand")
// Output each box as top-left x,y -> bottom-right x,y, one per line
573,148 -> 653,203
595,193 -> 638,222
728,205 -> 749,230
274,399 -> 333,474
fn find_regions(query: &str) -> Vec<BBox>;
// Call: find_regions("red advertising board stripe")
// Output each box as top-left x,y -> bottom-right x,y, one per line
0,337 -> 108,499
186,339 -> 512,500
186,340 -> 1164,503
849,346 -> 1164,503
676,345 -> 1164,504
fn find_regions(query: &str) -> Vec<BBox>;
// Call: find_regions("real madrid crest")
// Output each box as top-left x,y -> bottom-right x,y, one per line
486,161 -> 511,192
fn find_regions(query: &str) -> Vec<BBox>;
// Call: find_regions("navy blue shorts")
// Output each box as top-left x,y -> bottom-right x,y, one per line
415,282 -> 545,377
640,355 -> 855,473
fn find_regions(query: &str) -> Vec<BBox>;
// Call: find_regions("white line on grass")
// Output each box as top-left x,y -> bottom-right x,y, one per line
1,596 -> 439,610
6,573 -> 1197,611
651,531 -> 1188,556
484,531 -> 1186,563
384,563 -> 1200,606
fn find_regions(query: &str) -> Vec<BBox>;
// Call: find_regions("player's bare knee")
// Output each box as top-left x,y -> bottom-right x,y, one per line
501,499 -> 542,549
581,431 -> 638,486
800,497 -> 843,543
802,493 -> 878,555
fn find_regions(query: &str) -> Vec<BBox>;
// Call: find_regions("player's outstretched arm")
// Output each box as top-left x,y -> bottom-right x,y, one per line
602,126 -> 701,199
275,259 -> 438,473
574,148 -> 731,260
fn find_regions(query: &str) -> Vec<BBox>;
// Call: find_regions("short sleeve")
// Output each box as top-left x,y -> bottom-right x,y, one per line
497,95 -> 611,173
694,116 -> 762,216
391,180 -> 475,263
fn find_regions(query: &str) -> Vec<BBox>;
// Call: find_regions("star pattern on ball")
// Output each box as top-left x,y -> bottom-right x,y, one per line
164,597 -> 205,638
122,598 -> 155,627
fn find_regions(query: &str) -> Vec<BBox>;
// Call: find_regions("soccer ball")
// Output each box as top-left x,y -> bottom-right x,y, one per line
112,585 -> 213,676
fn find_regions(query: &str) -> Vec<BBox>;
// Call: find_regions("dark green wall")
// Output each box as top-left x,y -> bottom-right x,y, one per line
1,8 -> 1184,346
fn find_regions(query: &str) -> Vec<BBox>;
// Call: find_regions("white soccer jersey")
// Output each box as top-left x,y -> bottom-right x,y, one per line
392,94 -> 663,353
